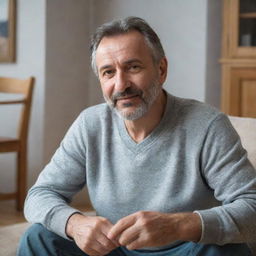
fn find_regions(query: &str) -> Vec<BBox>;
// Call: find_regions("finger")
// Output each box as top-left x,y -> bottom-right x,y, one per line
117,224 -> 138,244
126,238 -> 144,251
83,238 -> 112,256
120,228 -> 148,250
95,219 -> 120,247
108,215 -> 136,240
99,218 -> 116,236
121,233 -> 140,249
80,241 -> 102,256
117,221 -> 153,250
96,232 -> 119,250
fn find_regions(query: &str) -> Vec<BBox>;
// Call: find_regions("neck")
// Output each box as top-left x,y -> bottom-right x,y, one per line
124,90 -> 167,143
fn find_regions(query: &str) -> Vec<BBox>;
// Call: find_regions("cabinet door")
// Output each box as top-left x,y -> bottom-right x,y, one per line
228,0 -> 256,58
230,68 -> 256,117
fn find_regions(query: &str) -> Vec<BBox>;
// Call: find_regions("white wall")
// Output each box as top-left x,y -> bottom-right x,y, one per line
43,0 -> 92,204
0,0 -> 46,192
205,0 -> 222,108
0,0 -> 91,205
44,0 -> 91,162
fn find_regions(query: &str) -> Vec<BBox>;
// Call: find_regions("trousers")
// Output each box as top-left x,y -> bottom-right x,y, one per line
17,224 -> 251,256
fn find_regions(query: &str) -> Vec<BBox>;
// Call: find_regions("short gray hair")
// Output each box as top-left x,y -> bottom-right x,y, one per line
90,16 -> 165,75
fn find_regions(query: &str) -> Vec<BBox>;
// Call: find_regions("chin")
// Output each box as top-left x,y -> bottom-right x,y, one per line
116,106 -> 148,121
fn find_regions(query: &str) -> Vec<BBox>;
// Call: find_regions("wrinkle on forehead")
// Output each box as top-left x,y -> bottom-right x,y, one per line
95,31 -> 153,69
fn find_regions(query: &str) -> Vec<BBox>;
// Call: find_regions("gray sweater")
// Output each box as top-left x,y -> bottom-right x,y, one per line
24,93 -> 256,249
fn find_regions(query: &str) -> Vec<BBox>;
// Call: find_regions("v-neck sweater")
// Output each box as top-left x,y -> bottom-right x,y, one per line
24,92 -> 256,250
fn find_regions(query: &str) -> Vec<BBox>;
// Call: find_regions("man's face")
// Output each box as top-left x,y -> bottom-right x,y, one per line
95,30 -> 166,120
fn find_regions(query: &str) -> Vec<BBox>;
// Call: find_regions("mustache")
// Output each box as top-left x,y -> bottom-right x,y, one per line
111,87 -> 143,103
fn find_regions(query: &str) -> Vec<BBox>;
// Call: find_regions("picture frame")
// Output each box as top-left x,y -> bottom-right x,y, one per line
0,0 -> 16,62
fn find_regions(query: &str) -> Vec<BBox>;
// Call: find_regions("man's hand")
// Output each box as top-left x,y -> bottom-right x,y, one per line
107,211 -> 202,250
66,213 -> 119,255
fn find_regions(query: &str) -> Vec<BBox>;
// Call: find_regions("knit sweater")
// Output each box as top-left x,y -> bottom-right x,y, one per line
24,93 -> 256,250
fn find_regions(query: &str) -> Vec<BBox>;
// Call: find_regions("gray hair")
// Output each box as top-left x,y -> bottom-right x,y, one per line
90,16 -> 165,75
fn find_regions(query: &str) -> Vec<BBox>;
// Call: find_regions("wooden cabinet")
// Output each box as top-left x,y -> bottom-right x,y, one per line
221,0 -> 256,117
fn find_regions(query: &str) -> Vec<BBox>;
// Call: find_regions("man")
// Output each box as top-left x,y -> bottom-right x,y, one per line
18,17 -> 255,256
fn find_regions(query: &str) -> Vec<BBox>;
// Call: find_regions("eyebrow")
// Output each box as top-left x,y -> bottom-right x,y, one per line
123,58 -> 143,65
99,58 -> 143,73
99,64 -> 113,73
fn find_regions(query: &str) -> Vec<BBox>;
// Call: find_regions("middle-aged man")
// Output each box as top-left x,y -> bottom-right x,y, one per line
18,17 -> 256,256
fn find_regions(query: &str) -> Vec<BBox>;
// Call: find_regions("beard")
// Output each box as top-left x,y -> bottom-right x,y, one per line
103,80 -> 161,121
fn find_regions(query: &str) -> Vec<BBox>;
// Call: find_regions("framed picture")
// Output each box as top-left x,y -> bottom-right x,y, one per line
0,0 -> 16,62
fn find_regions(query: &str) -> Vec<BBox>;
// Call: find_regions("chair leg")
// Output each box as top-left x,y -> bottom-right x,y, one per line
17,149 -> 27,211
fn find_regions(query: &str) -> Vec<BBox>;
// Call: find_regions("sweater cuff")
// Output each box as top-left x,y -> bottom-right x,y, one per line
46,205 -> 82,240
194,209 -> 222,244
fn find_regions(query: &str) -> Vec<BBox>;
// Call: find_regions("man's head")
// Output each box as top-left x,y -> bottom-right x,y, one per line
91,17 -> 167,120
90,17 -> 165,75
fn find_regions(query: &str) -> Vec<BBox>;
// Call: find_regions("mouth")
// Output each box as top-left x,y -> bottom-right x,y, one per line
114,95 -> 140,108
111,88 -> 143,107
116,95 -> 139,101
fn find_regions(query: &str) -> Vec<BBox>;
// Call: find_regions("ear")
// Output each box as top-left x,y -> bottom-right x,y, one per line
158,57 -> 168,85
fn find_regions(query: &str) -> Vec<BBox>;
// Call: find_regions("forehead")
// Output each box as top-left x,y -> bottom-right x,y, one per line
95,30 -> 153,68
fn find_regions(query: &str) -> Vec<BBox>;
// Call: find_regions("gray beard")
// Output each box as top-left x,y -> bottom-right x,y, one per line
105,81 -> 161,121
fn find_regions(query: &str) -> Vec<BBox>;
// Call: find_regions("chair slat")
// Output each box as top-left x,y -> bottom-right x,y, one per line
0,99 -> 26,104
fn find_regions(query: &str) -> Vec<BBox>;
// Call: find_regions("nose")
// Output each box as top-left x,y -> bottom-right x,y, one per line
115,70 -> 130,92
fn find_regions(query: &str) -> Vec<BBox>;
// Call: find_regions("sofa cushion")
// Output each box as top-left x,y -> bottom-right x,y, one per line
229,116 -> 256,168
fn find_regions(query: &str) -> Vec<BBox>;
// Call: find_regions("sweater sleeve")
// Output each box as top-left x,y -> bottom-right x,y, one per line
24,111 -> 87,239
195,113 -> 256,245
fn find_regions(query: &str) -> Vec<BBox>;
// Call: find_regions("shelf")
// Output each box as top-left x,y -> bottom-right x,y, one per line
240,12 -> 256,18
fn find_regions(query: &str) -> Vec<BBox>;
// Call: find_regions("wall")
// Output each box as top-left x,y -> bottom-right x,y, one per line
205,0 -> 222,107
44,0 -> 90,163
43,0 -> 91,204
0,0 -> 91,205
0,0 -> 46,192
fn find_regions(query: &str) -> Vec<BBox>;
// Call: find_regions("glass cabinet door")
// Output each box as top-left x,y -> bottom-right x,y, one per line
228,0 -> 256,57
239,0 -> 256,47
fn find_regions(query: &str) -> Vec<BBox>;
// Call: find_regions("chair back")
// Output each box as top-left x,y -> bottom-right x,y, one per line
0,77 -> 34,142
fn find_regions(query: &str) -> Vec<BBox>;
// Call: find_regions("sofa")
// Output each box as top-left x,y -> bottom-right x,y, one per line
0,116 -> 255,256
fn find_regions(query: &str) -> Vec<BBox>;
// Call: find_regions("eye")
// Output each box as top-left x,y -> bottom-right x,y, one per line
131,65 -> 139,69
102,69 -> 115,77
128,64 -> 141,72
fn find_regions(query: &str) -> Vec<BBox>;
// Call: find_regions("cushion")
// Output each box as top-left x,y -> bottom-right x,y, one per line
229,116 -> 256,168
229,116 -> 256,255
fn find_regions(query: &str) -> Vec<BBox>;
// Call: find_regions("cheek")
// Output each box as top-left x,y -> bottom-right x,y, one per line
135,76 -> 155,90
100,81 -> 114,98
134,69 -> 158,88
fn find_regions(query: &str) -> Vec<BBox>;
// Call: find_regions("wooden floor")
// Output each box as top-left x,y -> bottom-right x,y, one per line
0,201 -> 25,226
0,200 -> 93,227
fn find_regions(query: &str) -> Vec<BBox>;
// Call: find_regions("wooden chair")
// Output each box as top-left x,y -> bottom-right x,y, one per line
0,77 -> 34,210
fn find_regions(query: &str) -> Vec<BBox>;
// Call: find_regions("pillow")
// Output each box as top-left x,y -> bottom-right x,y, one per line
229,116 -> 256,169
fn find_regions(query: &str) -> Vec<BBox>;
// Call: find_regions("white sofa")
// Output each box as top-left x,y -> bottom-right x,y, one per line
229,116 -> 256,168
0,116 -> 255,256
228,116 -> 256,255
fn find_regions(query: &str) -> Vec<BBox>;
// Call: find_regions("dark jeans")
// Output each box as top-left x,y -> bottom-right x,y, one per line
17,224 -> 252,256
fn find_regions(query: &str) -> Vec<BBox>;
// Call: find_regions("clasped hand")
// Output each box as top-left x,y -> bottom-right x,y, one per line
66,211 -> 201,256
